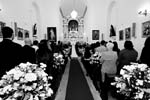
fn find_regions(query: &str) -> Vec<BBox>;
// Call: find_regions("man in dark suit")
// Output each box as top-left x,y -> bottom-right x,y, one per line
0,26 -> 23,77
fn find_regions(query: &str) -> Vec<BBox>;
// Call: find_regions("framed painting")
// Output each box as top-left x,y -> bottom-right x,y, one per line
92,30 -> 99,40
17,28 -> 24,40
0,21 -> 6,38
125,27 -> 131,40
24,30 -> 29,38
132,22 -> 136,38
142,20 -> 150,38
47,27 -> 57,41
101,33 -> 104,40
14,22 -> 18,37
119,30 -> 124,41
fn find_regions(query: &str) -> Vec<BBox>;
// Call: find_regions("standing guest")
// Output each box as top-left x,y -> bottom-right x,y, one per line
139,36 -> 150,67
22,38 -> 36,63
32,40 -> 39,52
0,26 -> 23,77
100,42 -> 118,100
117,40 -> 138,74
113,41 -> 120,56
100,42 -> 118,82
95,40 -> 107,53
36,39 -> 53,75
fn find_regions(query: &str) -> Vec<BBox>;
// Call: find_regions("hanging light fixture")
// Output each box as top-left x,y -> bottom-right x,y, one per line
70,0 -> 78,19
71,10 -> 78,19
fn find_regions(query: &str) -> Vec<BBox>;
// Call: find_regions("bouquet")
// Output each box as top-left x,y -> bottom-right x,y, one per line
0,62 -> 53,100
89,52 -> 101,65
111,63 -> 150,100
53,53 -> 65,69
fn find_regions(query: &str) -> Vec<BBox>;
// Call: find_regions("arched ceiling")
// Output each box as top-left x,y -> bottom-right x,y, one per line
60,0 -> 87,18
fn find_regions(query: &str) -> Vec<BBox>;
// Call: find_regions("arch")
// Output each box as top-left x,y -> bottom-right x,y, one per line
106,0 -> 118,40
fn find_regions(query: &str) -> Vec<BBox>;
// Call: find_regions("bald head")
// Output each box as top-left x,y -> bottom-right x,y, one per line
24,38 -> 32,46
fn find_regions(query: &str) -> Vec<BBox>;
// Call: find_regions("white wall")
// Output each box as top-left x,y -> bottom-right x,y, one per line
84,0 -> 150,59
0,0 -> 62,45
0,0 -> 150,58
115,0 -> 150,59
84,0 -> 108,43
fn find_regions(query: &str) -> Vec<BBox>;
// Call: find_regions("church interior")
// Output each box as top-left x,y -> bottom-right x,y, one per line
0,0 -> 150,100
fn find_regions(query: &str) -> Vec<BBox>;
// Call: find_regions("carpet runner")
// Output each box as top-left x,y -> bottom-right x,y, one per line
65,58 -> 94,100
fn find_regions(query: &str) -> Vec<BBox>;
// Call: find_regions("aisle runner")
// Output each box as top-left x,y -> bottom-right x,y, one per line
65,58 -> 94,100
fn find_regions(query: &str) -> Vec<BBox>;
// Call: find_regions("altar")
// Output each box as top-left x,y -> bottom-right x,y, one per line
62,15 -> 85,57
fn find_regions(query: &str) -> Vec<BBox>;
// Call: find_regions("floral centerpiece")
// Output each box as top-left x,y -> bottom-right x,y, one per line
111,63 -> 150,100
89,52 -> 101,65
53,53 -> 65,69
0,62 -> 53,100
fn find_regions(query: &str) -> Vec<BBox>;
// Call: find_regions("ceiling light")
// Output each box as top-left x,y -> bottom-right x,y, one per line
71,10 -> 78,19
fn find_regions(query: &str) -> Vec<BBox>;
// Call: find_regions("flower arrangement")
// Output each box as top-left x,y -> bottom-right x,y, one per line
111,63 -> 150,100
0,62 -> 53,100
89,52 -> 101,65
53,53 -> 65,69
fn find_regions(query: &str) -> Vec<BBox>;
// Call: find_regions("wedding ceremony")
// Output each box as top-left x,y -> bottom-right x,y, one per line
0,0 -> 150,100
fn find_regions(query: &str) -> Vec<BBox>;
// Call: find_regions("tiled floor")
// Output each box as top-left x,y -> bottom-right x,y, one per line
54,57 -> 118,100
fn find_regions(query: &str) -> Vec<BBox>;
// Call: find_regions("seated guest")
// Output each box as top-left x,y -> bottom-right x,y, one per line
117,40 -> 138,74
139,36 -> 150,67
22,38 -> 36,63
0,26 -> 23,77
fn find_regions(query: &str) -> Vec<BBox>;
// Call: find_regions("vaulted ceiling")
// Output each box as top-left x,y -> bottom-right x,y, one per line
60,0 -> 87,18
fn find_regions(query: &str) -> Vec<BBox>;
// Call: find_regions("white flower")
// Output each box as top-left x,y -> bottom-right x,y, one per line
47,88 -> 53,96
6,68 -> 16,75
34,95 -> 39,100
40,63 -> 47,68
43,77 -> 47,82
32,83 -> 37,89
135,91 -> 144,99
136,80 -> 143,86
25,86 -> 33,91
138,64 -> 148,71
13,71 -> 24,80
13,91 -> 23,98
19,63 -> 27,69
49,76 -> 53,80
3,85 -> 11,93
38,86 -> 43,90
39,93 -> 46,97
25,73 -> 37,82
120,69 -> 126,75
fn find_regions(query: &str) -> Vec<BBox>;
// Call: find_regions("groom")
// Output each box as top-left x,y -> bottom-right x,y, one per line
0,26 -> 23,77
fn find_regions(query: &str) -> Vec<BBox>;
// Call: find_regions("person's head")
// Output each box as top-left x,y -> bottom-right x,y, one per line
100,40 -> 106,46
106,42 -> 114,51
39,39 -> 49,49
24,38 -> 32,46
2,26 -> 14,40
124,40 -> 133,50
113,41 -> 119,49
33,40 -> 39,46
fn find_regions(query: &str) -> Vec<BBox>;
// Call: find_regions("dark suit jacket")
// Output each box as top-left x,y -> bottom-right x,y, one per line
22,45 -> 36,63
0,39 -> 23,77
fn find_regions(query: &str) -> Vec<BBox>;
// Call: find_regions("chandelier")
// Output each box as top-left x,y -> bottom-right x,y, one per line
71,10 -> 78,19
